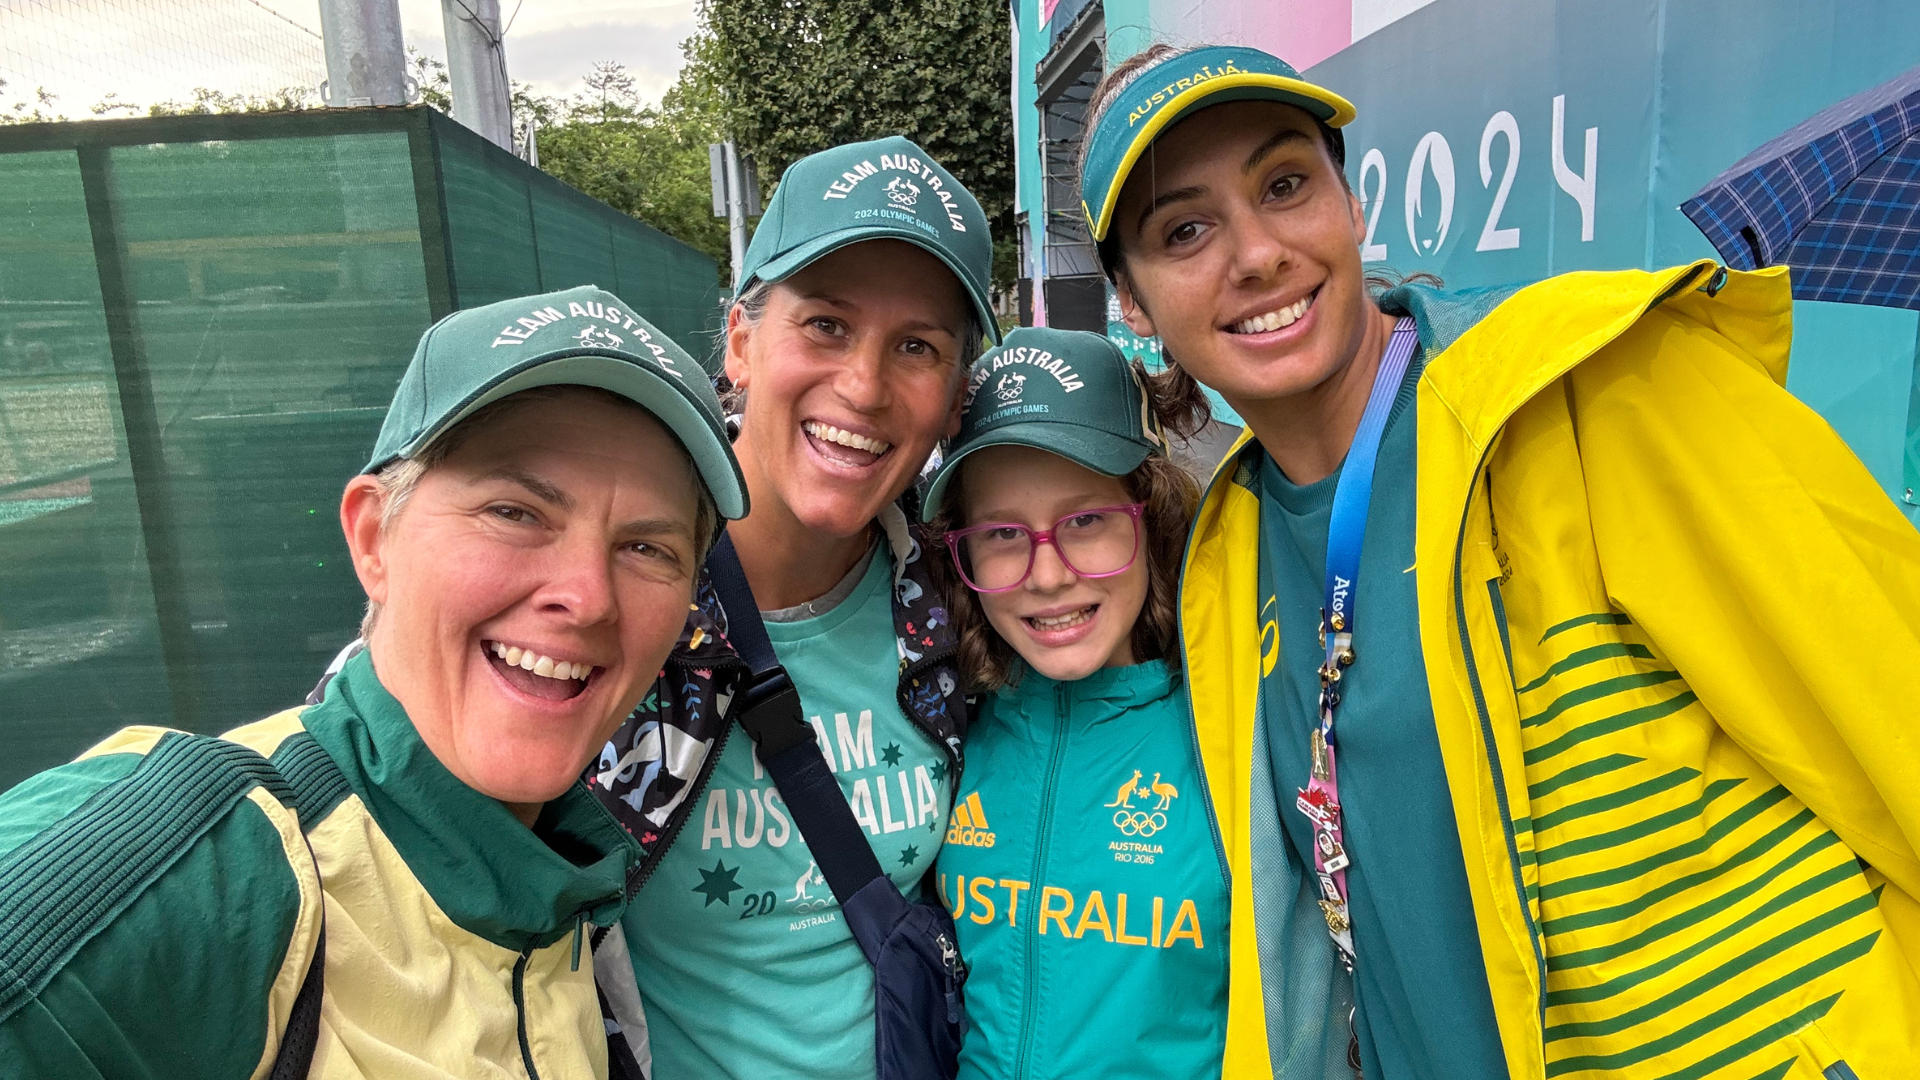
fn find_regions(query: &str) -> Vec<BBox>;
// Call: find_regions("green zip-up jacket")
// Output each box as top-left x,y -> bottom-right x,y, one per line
0,650 -> 640,1079
935,660 -> 1229,1080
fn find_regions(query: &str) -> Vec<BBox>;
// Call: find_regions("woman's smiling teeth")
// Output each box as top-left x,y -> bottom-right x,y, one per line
803,420 -> 892,456
487,641 -> 592,682
1228,292 -> 1315,334
1026,606 -> 1096,631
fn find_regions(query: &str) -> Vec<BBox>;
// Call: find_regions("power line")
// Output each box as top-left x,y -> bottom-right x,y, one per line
245,0 -> 324,40
0,0 -> 327,113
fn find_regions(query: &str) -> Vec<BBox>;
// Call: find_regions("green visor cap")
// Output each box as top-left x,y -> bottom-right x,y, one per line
1079,45 -> 1356,242
366,285 -> 748,519
922,327 -> 1164,521
738,135 -> 1001,345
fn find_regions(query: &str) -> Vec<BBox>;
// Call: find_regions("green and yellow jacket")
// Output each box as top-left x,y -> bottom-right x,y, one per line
1184,264 -> 1920,1080
0,650 -> 640,1079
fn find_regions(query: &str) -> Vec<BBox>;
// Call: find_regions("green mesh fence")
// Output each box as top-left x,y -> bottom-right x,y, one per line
0,107 -> 722,791
436,120 -> 726,354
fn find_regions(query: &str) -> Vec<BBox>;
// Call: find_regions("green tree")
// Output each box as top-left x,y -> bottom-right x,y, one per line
0,79 -> 67,124
146,86 -> 317,115
410,48 -> 454,113
689,0 -> 1015,290
533,59 -> 730,268
404,50 -> 715,265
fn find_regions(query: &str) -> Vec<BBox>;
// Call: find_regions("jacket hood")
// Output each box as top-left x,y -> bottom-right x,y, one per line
1404,261 -> 1788,453
1198,262 -> 1791,498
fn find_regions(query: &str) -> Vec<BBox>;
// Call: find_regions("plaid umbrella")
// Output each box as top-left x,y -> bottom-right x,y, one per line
1682,64 -> 1920,310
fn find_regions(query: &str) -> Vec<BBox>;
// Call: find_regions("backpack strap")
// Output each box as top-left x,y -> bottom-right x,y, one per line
706,535 -> 891,933
258,730 -> 348,1080
268,927 -> 324,1079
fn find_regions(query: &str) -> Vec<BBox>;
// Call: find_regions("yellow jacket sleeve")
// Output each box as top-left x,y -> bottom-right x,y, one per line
1568,298 -> 1920,908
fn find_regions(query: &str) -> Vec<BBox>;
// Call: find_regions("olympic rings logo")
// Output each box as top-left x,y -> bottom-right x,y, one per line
1113,810 -> 1169,836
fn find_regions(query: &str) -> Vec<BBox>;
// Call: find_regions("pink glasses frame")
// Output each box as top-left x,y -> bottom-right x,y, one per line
942,503 -> 1148,594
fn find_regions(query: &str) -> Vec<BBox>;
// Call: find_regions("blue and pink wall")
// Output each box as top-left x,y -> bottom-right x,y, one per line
1012,0 -> 1920,521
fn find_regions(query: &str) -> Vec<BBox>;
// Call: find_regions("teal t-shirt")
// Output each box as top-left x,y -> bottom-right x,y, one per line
1254,361 -> 1508,1080
623,549 -> 954,1080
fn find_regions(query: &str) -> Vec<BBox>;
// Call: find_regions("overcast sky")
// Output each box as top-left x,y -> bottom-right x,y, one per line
0,0 -> 696,114
390,0 -> 697,102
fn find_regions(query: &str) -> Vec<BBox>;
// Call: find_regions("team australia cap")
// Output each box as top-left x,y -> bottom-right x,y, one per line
737,135 -> 1001,345
922,327 -> 1164,520
366,285 -> 748,519
1079,45 -> 1357,241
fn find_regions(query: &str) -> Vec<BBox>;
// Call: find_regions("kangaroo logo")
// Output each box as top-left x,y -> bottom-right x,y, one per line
788,860 -> 830,912
993,371 -> 1026,404
885,176 -> 920,208
1109,767 -> 1176,837
575,325 -> 623,349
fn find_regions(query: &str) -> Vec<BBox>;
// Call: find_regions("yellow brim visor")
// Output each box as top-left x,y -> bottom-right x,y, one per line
1079,46 -> 1356,242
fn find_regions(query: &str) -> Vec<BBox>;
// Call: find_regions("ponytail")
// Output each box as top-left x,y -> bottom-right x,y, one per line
1134,359 -> 1213,444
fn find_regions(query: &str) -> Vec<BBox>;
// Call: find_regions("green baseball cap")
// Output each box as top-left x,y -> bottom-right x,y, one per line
922,327 -> 1163,520
1080,45 -> 1356,242
367,285 -> 748,519
738,135 -> 1001,345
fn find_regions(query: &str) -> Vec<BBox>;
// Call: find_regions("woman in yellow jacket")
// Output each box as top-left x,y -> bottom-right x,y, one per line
1078,43 -> 1920,1080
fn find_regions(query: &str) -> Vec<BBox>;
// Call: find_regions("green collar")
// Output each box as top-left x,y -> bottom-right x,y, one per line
302,651 -> 640,951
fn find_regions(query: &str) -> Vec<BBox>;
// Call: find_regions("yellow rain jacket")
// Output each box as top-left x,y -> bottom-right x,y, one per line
1183,263 -> 1920,1080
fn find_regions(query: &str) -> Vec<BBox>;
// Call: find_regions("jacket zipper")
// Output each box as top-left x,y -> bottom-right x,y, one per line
1449,452 -> 1547,1023
1180,653 -> 1232,884
1179,452 -> 1243,887
512,944 -> 541,1080
1012,681 -> 1072,1080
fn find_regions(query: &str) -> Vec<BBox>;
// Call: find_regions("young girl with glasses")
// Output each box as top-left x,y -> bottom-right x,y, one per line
922,327 -> 1230,1080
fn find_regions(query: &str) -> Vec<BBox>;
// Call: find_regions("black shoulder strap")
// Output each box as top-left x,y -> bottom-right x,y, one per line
256,734 -> 334,1080
268,928 -> 324,1079
707,534 -> 890,918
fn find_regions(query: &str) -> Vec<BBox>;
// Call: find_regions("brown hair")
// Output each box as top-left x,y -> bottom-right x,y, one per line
928,371 -> 1204,692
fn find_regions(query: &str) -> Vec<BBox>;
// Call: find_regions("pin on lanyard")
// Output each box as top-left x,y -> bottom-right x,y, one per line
1295,317 -> 1418,971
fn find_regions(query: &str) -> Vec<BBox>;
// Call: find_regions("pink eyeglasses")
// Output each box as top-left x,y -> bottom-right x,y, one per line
943,503 -> 1146,593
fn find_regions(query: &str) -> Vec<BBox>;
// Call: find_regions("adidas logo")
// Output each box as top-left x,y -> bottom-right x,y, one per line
945,792 -> 996,848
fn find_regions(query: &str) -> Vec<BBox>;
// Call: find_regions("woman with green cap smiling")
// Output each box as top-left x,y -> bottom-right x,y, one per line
920,326 -> 1242,1080
0,286 -> 748,1078
590,136 -> 999,1080
1078,40 -> 1920,1080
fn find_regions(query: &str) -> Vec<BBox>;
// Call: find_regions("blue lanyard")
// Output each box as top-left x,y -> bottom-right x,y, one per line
1321,317 -> 1419,681
1296,316 -> 1418,970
